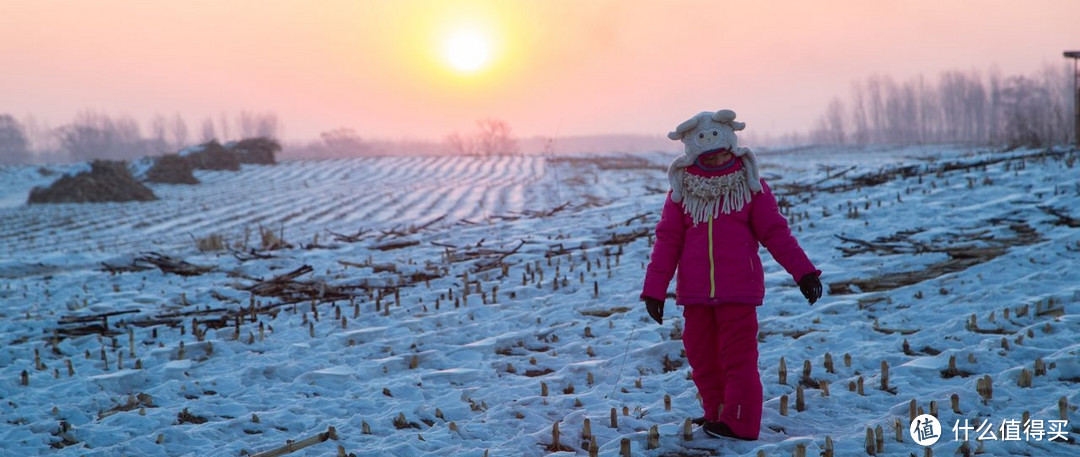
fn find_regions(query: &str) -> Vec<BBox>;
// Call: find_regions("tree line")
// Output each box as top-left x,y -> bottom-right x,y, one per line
0,110 -> 281,165
809,64 -> 1075,148
283,119 -> 521,159
443,118 -> 520,156
0,111 -> 522,163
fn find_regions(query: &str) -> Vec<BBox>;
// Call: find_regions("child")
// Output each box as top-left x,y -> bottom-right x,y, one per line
641,109 -> 822,440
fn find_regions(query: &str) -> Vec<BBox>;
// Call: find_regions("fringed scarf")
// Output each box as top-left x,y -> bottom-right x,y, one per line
681,168 -> 753,225
667,146 -> 763,226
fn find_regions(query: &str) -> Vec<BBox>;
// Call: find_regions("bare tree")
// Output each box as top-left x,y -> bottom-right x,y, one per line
113,114 -> 146,158
443,131 -> 476,155
20,114 -> 43,152
0,114 -> 30,164
938,70 -> 988,143
914,75 -> 939,143
849,81 -> 870,145
21,114 -> 64,162
55,110 -> 116,161
811,98 -> 846,144
883,77 -> 916,143
170,113 -> 189,149
939,70 -> 966,142
53,110 -> 152,160
218,112 -> 231,142
149,113 -> 169,151
475,118 -> 519,156
986,68 -> 1003,144
235,111 -> 281,140
963,72 -> 988,143
812,63 -> 1071,148
1037,63 -> 1071,145
238,111 -> 256,139
200,117 -> 217,142
996,75 -> 1047,148
320,128 -> 367,156
865,75 -> 887,143
254,112 -> 281,139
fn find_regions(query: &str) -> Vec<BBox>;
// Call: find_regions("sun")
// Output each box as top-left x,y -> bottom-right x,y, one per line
443,29 -> 492,74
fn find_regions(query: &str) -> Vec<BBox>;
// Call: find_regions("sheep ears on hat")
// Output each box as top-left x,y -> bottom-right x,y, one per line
712,109 -> 745,131
670,110 -> 744,140
711,109 -> 736,123
667,116 -> 702,141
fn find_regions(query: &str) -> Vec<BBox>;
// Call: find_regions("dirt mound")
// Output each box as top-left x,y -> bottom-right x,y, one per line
28,160 -> 157,204
145,154 -> 199,184
184,140 -> 240,171
230,137 -> 280,165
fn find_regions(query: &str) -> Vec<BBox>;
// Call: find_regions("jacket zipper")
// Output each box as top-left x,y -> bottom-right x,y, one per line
708,216 -> 716,299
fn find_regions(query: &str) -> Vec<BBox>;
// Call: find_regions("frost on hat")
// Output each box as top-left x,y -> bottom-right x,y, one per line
666,109 -> 762,205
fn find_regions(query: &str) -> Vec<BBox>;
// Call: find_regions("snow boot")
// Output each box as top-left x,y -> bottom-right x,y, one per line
703,421 -> 756,441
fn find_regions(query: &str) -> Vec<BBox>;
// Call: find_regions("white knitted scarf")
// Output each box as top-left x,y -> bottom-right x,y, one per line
681,169 -> 753,225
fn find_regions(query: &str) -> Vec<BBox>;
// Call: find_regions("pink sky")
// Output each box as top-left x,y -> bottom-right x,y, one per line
1,0 -> 1077,144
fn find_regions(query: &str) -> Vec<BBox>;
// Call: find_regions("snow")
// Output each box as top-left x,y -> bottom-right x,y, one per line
0,164 -> 84,210
176,144 -> 205,158
128,157 -> 157,181
1,146 -> 1078,456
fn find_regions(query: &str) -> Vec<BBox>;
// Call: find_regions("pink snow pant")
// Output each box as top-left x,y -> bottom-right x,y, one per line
682,304 -> 762,440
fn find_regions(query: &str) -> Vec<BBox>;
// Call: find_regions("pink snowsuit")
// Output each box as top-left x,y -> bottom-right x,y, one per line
642,158 -> 818,440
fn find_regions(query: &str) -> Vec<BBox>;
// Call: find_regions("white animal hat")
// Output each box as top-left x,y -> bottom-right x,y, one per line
666,109 -> 762,204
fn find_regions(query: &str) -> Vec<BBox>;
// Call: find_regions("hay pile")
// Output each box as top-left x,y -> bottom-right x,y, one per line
183,140 -> 240,171
28,160 -> 157,204
145,153 -> 198,184
230,137 -> 280,165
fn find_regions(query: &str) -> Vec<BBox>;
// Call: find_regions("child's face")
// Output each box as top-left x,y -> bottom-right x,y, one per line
701,150 -> 733,166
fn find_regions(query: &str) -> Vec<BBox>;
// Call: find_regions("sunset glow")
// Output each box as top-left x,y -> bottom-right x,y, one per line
443,29 -> 492,73
0,0 -> 1076,144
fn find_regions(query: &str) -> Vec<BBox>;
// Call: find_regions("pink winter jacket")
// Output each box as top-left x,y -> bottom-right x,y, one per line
642,163 -> 819,306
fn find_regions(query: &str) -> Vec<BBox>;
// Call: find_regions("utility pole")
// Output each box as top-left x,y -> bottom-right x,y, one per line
1066,51 -> 1080,148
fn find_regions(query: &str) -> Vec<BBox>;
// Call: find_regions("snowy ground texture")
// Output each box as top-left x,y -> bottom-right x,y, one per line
1,145 -> 1078,456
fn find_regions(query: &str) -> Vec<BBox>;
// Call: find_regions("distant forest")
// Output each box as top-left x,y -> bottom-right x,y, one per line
2,63 -> 1075,165
807,63 -> 1075,148
0,110 -> 672,164
0,110 -> 281,165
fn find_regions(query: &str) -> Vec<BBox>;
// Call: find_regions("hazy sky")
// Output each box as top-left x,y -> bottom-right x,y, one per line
2,0 -> 1078,144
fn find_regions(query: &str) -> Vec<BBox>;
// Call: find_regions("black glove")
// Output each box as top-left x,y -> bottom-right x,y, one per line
644,296 -> 664,325
798,273 -> 823,306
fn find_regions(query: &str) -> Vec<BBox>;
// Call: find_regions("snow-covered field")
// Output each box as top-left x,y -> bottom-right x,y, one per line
0,145 -> 1077,456
0,154 -> 655,261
